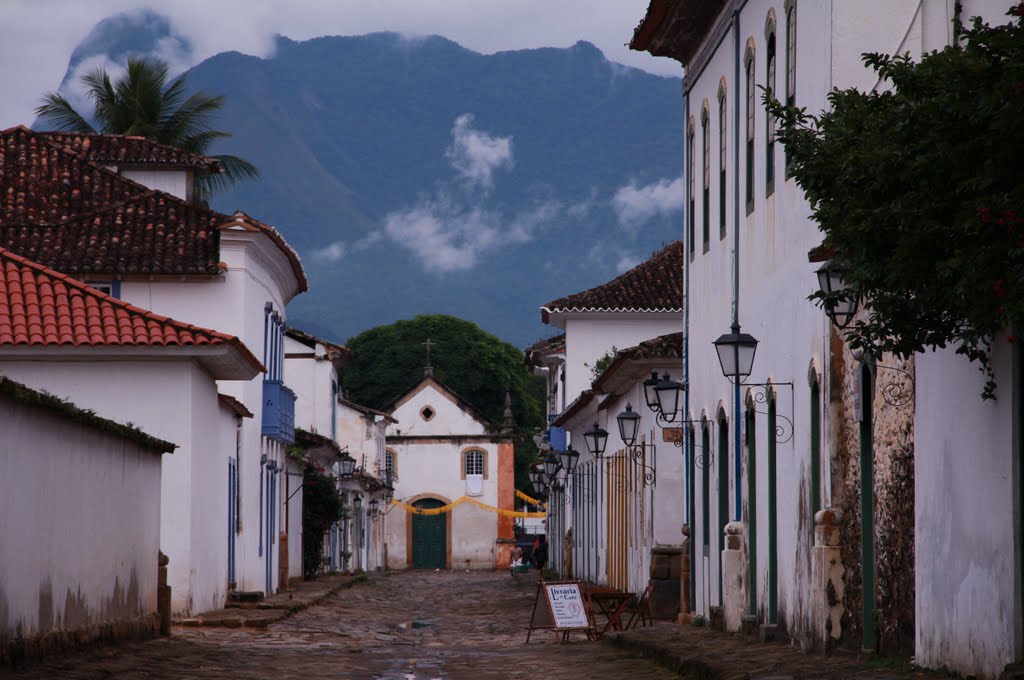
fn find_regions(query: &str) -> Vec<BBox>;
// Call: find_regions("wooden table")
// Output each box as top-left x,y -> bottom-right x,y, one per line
585,586 -> 635,637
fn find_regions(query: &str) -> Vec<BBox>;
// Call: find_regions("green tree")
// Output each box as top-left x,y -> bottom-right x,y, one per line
342,315 -> 545,485
36,57 -> 258,202
767,4 -> 1024,398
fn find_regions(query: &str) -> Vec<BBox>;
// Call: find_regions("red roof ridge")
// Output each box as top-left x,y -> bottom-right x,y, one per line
0,246 -> 264,373
37,130 -> 222,173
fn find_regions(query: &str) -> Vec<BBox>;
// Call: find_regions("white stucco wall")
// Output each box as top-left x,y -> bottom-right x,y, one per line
119,231 -> 301,598
559,313 -> 683,401
119,168 -> 190,202
0,396 -> 162,639
0,360 -> 231,615
915,340 -> 1019,679
285,334 -> 338,440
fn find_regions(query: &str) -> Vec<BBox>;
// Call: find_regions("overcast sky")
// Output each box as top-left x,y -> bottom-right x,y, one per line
0,0 -> 682,128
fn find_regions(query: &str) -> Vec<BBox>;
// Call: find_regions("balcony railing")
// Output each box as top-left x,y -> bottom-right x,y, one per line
262,380 -> 296,444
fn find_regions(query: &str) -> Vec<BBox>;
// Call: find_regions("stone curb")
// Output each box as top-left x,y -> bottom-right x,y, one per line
173,574 -> 369,630
602,631 -> 726,679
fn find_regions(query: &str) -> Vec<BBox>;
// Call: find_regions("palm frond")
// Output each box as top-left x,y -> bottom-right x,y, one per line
34,93 -> 96,133
194,154 -> 261,203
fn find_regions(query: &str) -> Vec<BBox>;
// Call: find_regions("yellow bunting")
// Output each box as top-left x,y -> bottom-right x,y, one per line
389,497 -> 546,519
515,489 -> 546,508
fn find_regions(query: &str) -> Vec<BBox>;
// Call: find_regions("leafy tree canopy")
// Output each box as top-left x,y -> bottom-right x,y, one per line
342,314 -> 546,483
768,4 -> 1024,398
36,57 -> 258,202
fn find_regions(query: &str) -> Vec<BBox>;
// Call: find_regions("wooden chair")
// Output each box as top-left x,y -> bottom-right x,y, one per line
624,582 -> 654,630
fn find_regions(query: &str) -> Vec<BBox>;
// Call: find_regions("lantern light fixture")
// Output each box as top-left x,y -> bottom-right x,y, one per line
338,451 -> 356,479
582,422 -> 609,457
653,374 -> 685,421
558,447 -> 580,474
543,452 -> 561,478
368,498 -> 379,515
713,322 -> 759,383
643,371 -> 661,413
353,494 -> 362,512
815,259 -> 860,329
616,404 -> 641,447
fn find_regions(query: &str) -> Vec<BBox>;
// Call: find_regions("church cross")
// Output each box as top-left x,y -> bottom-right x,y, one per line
422,338 -> 435,375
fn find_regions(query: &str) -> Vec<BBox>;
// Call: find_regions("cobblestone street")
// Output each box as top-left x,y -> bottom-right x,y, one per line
4,571 -> 675,679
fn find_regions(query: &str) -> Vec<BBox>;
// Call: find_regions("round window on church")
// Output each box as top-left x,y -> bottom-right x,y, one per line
420,406 -> 435,421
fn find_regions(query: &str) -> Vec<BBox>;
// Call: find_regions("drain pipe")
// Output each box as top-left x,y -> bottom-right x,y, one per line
732,7 -> 743,522
681,72 -> 695,611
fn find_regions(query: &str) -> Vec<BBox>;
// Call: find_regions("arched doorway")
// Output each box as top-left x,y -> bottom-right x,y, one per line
412,498 -> 447,569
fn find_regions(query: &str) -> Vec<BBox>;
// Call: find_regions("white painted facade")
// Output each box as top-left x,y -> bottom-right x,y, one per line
655,0 -> 1014,674
114,217 -> 305,600
384,378 -> 503,570
548,311 -> 682,401
0,359 -> 240,616
118,168 -> 191,202
914,336 -> 1021,678
0,384 -> 164,645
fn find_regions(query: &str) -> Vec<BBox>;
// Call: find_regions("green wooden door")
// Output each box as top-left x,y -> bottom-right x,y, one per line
412,498 -> 446,569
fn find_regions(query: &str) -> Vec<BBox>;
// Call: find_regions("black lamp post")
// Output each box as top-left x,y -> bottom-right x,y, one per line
582,423 -> 608,458
616,404 -> 641,447
713,322 -> 759,383
815,258 -> 859,329
558,447 -> 580,474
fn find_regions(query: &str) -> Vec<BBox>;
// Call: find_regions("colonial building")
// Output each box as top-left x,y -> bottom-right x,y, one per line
383,368 -> 516,570
0,125 -> 307,608
630,1 -> 1016,677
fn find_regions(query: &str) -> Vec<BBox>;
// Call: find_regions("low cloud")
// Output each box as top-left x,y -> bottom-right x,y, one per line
384,197 -> 558,274
445,114 -> 513,192
309,240 -> 347,263
611,176 -> 684,229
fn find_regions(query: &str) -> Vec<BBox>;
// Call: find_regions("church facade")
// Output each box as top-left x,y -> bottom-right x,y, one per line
383,373 -> 516,570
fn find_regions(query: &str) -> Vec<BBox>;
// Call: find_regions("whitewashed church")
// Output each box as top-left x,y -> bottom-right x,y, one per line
383,345 -> 517,570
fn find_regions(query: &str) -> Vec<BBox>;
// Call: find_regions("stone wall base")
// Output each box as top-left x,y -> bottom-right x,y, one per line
722,521 -> 746,633
0,613 -> 160,668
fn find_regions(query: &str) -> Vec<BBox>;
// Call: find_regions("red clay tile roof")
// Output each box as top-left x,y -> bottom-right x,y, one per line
541,241 -> 683,322
629,0 -> 727,65
0,191 -> 222,276
1,125 -> 148,225
39,132 -> 222,173
0,246 -> 262,373
591,332 -> 683,393
218,393 -> 254,419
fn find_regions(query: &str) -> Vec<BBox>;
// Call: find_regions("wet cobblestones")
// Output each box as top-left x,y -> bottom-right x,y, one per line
3,571 -> 676,679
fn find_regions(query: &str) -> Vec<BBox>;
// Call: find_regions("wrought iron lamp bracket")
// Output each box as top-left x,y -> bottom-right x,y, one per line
738,381 -> 795,444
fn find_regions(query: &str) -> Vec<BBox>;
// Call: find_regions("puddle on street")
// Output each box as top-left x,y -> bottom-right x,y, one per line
397,621 -> 434,630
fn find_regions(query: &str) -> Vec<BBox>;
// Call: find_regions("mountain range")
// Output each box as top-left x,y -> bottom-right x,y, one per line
41,10 -> 684,348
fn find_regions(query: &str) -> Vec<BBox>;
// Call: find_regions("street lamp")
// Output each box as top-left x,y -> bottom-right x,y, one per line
643,371 -> 661,412
529,466 -> 545,491
582,423 -> 608,458
654,374 -> 685,421
338,451 -> 356,479
543,452 -> 561,478
558,447 -> 580,473
616,404 -> 641,447
713,322 -> 759,383
815,258 -> 859,329
353,494 -> 362,512
368,498 -> 379,515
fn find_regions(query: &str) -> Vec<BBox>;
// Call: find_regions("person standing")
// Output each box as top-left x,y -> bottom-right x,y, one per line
532,535 -> 548,573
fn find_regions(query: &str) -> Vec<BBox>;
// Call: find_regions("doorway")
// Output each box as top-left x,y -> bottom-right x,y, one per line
412,498 -> 447,569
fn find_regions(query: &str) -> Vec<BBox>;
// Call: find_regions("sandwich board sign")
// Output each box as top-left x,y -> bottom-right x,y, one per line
526,580 -> 595,642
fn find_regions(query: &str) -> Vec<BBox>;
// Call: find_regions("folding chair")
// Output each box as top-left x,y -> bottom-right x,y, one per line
624,582 -> 654,629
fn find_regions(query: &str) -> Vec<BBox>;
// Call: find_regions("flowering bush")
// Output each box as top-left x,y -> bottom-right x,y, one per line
767,4 -> 1024,398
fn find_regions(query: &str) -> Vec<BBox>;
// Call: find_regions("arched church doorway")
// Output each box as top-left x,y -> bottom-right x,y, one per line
412,498 -> 447,568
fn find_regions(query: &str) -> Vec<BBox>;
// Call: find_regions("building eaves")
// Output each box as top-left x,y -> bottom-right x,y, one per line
338,396 -> 398,424
286,326 -> 352,369
221,211 -> 308,294
629,0 -> 728,65
552,389 -> 597,428
592,331 -> 683,394
218,393 -> 254,419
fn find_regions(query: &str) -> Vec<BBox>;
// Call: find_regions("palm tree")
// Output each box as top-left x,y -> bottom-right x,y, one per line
36,57 -> 258,202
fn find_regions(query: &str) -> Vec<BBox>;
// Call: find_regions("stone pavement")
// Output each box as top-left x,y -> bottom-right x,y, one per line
2,571 -> 956,680
2,571 -> 674,679
608,620 -> 950,680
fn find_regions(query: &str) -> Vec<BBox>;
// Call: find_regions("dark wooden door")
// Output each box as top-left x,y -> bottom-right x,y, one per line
412,499 -> 446,568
